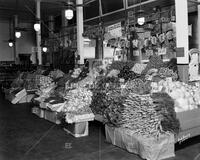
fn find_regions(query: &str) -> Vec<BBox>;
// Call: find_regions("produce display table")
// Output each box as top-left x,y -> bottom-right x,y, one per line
176,108 -> 200,143
63,121 -> 89,138
105,125 -> 175,160
32,106 -> 62,124
94,114 -> 104,123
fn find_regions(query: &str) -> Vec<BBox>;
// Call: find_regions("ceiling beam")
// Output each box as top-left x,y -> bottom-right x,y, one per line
0,7 -> 31,13
188,0 -> 200,5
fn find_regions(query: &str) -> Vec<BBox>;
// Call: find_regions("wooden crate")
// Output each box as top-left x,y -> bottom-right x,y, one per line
32,107 -> 45,118
63,121 -> 89,138
44,110 -> 61,124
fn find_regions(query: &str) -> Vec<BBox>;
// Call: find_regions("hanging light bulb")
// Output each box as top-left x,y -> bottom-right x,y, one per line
137,0 -> 145,25
137,17 -> 145,25
65,9 -> 74,20
42,46 -> 48,52
8,39 -> 13,47
34,21 -> 41,32
15,31 -> 21,38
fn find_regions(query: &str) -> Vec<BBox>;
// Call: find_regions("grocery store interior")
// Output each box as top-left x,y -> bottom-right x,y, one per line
0,0 -> 200,160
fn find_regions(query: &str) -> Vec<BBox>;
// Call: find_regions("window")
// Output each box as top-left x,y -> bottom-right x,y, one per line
127,0 -> 149,7
101,0 -> 124,15
84,0 -> 99,19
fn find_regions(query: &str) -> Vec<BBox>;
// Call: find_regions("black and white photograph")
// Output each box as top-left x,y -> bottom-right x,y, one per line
0,0 -> 200,160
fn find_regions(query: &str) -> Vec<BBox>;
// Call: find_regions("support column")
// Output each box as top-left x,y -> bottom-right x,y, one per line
175,0 -> 189,64
76,0 -> 84,64
13,15 -> 18,64
198,0 -> 200,53
61,10 -> 68,48
36,0 -> 42,65
48,15 -> 54,64
175,0 -> 189,83
48,16 -> 54,36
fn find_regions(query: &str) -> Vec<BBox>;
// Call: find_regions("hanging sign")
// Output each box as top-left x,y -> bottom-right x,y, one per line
105,22 -> 122,40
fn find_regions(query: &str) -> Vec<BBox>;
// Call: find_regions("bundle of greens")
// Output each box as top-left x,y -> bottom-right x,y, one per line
158,67 -> 178,81
104,93 -> 162,137
141,55 -> 164,75
90,77 -> 120,115
122,79 -> 151,95
108,61 -> 135,71
104,91 -> 180,137
118,65 -> 140,81
64,87 -> 93,113
151,92 -> 180,134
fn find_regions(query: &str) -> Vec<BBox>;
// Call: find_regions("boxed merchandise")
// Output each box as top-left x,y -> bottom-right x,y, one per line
65,113 -> 95,123
18,94 -> 35,104
63,121 -> 89,138
44,110 -> 61,124
32,107 -> 45,118
14,88 -> 27,97
11,89 -> 27,104
176,108 -> 200,143
40,102 -> 48,109
94,114 -> 104,122
105,125 -> 175,160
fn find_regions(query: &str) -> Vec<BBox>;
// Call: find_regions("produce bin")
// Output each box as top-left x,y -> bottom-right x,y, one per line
63,121 -> 89,138
176,108 -> 200,143
32,106 -> 45,118
105,125 -> 175,160
18,94 -> 35,104
44,110 -> 61,124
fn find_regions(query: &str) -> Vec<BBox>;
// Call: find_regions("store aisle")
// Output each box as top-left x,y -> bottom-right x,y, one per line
0,91 -> 199,160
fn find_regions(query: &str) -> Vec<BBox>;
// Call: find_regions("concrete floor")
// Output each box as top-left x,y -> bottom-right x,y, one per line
0,91 -> 199,160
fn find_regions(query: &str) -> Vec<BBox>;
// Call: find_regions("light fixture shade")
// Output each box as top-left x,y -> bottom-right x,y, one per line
65,9 -> 73,20
8,42 -> 13,47
137,17 -> 145,25
34,23 -> 41,32
42,47 -> 47,52
15,31 -> 21,38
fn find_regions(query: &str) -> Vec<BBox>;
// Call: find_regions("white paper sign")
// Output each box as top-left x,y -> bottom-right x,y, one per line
106,22 -> 122,39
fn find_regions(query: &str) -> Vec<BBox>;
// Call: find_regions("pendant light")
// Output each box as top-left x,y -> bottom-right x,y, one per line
15,31 -> 21,38
65,8 -> 74,20
34,19 -> 41,32
42,46 -> 48,52
137,0 -> 145,25
8,39 -> 14,47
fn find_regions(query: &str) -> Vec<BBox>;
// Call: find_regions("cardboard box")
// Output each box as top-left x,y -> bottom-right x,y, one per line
105,125 -> 175,160
65,113 -> 94,123
32,107 -> 45,118
176,108 -> 200,142
176,108 -> 200,131
18,94 -> 35,104
94,114 -> 104,122
63,121 -> 89,138
44,110 -> 61,124
10,89 -> 27,104
15,89 -> 26,97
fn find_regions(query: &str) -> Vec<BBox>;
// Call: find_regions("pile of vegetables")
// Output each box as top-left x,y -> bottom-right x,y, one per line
108,61 -> 135,71
151,80 -> 200,112
122,78 -> 151,95
151,92 -> 180,134
90,77 -> 120,114
63,87 -> 94,123
64,87 -> 93,113
49,69 -> 64,80
142,55 -> 164,75
118,65 -> 140,81
37,75 -> 54,89
104,92 -> 180,137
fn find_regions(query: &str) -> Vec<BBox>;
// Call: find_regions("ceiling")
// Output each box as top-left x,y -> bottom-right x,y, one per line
0,0 -> 67,22
0,0 -> 197,24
